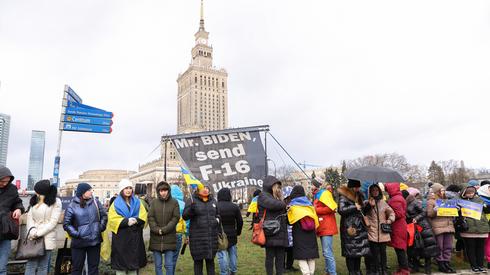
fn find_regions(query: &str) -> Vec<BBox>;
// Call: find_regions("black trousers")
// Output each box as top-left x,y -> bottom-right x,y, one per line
366,241 -> 387,272
463,237 -> 485,268
194,259 -> 215,275
346,257 -> 361,272
284,246 -> 294,269
71,244 -> 101,275
395,248 -> 409,270
265,247 -> 285,275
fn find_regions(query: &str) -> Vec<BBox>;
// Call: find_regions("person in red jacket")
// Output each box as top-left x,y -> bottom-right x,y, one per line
385,182 -> 409,275
311,178 -> 338,275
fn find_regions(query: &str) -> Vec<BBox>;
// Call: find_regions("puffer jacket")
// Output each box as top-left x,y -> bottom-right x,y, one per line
460,187 -> 490,235
385,183 -> 408,250
338,185 -> 370,257
426,195 -> 455,236
63,197 -> 108,248
148,181 -> 180,252
26,198 -> 62,250
217,188 -> 243,248
405,194 -> 439,257
183,191 -> 219,260
0,167 -> 25,240
257,176 -> 288,248
313,189 -> 338,236
363,184 -> 395,243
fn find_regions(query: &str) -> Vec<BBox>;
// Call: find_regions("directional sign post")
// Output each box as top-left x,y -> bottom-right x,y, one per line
52,85 -> 114,187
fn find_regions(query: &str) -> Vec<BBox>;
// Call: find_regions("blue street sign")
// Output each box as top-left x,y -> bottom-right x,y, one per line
52,156 -> 60,187
62,115 -> 112,126
61,122 -> 112,134
65,106 -> 113,118
65,85 -> 82,103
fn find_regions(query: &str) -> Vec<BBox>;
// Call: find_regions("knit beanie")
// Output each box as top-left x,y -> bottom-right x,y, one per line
76,182 -> 92,197
34,180 -> 52,196
431,182 -> 444,194
347,179 -> 361,188
468,180 -> 480,187
118,179 -> 133,193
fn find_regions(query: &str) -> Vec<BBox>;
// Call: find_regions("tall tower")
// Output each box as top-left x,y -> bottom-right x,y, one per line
27,130 -> 46,190
177,0 -> 228,134
0,113 -> 10,167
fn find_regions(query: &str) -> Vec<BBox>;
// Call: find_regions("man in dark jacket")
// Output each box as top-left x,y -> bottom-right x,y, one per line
0,166 -> 24,275
216,188 -> 243,275
148,181 -> 180,275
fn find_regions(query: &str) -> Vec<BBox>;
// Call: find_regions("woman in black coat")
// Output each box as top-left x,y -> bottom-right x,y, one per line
217,188 -> 243,275
338,179 -> 370,275
288,185 -> 319,275
403,190 -> 439,274
183,185 -> 219,275
258,176 -> 288,275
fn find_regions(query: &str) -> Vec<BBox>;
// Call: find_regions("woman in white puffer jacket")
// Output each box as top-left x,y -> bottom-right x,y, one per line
25,180 -> 62,275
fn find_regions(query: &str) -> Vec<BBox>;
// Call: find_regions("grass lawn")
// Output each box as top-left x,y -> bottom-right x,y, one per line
139,215 -> 471,275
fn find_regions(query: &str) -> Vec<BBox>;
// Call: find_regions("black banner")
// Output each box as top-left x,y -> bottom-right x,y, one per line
171,130 -> 266,193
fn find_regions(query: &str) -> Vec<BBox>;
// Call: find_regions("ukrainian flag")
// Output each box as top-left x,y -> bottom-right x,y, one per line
181,166 -> 204,190
287,196 -> 319,228
314,189 -> 338,211
247,196 -> 258,213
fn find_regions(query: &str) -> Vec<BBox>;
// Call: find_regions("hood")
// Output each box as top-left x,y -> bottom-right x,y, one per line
156,181 -> 172,201
477,185 -> 490,199
289,185 -> 305,200
170,185 -> 184,202
368,183 -> 383,201
460,186 -> 477,199
338,185 -> 363,205
0,166 -> 14,184
217,188 -> 232,202
262,175 -> 281,194
405,194 -> 416,204
385,182 -> 402,197
407,187 -> 420,198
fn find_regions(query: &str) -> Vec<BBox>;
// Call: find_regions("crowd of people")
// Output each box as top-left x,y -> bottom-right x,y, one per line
1,163 -> 490,275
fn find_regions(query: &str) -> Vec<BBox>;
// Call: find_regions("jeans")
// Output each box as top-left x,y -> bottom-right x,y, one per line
172,233 -> 183,274
265,247 -> 285,275
320,235 -> 337,275
153,250 -> 175,275
71,244 -> 101,275
0,240 -> 11,275
217,245 -> 237,275
24,250 -> 52,275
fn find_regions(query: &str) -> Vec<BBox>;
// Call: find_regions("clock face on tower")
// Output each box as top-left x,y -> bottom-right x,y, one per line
199,38 -> 207,44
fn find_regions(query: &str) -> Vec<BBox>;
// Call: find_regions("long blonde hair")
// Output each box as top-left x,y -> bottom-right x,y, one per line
272,183 -> 283,201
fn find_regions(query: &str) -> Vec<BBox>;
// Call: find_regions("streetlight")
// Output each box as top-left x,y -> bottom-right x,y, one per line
267,158 -> 277,177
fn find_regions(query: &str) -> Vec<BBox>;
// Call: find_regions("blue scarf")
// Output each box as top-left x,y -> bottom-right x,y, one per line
114,195 -> 141,218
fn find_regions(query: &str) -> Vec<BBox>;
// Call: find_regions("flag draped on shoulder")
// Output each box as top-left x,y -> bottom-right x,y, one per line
108,195 -> 148,234
247,196 -> 258,213
287,196 -> 319,228
314,189 -> 338,211
181,166 -> 204,189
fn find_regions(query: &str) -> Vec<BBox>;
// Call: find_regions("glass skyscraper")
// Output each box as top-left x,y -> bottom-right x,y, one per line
0,113 -> 10,167
27,130 -> 46,190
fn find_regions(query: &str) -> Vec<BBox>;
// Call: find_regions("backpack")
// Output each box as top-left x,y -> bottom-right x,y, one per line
300,216 -> 315,231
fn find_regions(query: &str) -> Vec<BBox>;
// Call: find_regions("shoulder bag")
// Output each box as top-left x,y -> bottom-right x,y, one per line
15,227 -> 45,260
251,210 -> 266,246
217,221 -> 228,251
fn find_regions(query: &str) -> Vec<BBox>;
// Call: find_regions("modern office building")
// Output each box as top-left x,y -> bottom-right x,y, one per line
0,113 -> 10,167
27,130 -> 46,190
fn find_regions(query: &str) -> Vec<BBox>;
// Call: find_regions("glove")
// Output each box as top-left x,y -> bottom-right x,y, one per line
128,217 -> 137,226
28,230 -> 38,240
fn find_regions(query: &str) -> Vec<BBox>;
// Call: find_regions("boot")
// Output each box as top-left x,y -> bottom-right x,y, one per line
437,261 -> 448,273
410,259 -> 420,273
424,263 -> 431,274
444,262 -> 456,273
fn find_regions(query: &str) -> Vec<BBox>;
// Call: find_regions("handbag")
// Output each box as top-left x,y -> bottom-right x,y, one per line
15,227 -> 45,260
251,210 -> 266,246
55,238 -> 72,275
380,223 -> 392,233
0,213 -> 19,240
414,229 -> 425,249
217,221 -> 228,251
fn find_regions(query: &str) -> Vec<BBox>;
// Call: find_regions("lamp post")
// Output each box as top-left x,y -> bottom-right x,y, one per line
267,158 -> 277,178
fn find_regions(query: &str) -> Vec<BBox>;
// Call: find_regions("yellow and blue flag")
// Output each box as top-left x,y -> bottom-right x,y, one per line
181,166 -> 204,190
247,196 -> 258,213
314,189 -> 338,211
287,196 -> 319,228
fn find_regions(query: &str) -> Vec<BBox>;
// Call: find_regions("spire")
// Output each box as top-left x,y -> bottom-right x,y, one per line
199,0 -> 205,31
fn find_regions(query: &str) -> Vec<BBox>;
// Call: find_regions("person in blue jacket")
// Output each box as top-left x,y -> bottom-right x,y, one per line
170,185 -> 190,273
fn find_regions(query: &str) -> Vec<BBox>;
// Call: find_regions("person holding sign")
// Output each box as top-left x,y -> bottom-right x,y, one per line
459,185 -> 490,273
311,179 -> 338,275
426,183 -> 456,273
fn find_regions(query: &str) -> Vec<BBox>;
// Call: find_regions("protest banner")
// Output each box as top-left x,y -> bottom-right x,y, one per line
459,199 -> 483,220
435,199 -> 459,217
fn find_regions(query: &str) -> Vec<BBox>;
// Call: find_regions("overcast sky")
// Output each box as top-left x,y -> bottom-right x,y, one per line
1,1 -> 489,186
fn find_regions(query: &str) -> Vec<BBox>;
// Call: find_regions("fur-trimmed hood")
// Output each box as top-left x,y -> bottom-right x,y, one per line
338,185 -> 363,205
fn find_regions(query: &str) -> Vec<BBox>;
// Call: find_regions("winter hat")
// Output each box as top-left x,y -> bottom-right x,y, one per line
34,180 -> 52,196
156,181 -> 170,191
311,178 -> 322,188
118,179 -> 133,193
347,179 -> 361,188
407,187 -> 420,197
76,182 -> 92,197
431,182 -> 444,194
468,180 -> 480,187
